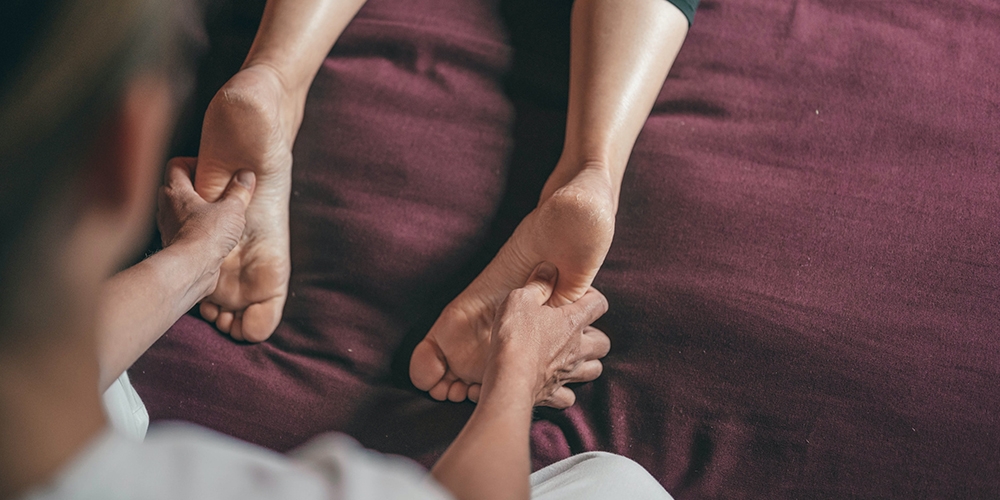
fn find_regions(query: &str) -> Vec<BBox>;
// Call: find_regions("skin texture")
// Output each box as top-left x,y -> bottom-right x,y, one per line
95,159 -> 255,391
410,0 -> 691,403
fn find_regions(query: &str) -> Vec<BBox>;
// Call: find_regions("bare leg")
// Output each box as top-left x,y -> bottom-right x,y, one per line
194,66 -> 296,342
410,0 -> 690,400
411,167 -> 615,401
192,0 -> 367,341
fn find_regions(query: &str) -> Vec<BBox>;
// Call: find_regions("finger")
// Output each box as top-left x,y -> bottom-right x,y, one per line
563,360 -> 604,384
520,261 -> 558,306
467,384 -> 482,403
164,157 -> 197,189
565,287 -> 609,327
162,158 -> 202,211
580,326 -> 611,360
217,169 -> 256,212
544,387 -> 577,409
447,380 -> 469,402
199,301 -> 220,323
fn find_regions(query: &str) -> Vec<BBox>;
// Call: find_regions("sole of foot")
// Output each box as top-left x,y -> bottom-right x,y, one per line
193,66 -> 299,342
410,170 -> 616,403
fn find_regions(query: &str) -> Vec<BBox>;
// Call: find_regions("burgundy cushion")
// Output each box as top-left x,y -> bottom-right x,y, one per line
132,0 -> 1000,497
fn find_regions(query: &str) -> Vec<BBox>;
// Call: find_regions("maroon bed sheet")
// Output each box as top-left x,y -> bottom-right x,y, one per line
131,0 -> 1000,497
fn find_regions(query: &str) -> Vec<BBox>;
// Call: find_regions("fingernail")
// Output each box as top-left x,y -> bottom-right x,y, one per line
236,170 -> 255,189
535,262 -> 557,282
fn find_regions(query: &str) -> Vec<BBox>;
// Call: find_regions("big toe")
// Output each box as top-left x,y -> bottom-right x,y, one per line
239,297 -> 285,343
410,338 -> 448,391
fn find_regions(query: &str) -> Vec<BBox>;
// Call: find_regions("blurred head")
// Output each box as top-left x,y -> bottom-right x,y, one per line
0,0 -> 184,348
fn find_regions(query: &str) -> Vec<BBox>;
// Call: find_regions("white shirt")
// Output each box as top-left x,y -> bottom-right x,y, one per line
19,423 -> 453,500
13,372 -> 450,499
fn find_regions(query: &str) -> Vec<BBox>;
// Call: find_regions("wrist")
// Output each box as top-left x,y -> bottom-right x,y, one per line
479,371 -> 536,411
158,240 -> 220,300
480,346 -> 541,408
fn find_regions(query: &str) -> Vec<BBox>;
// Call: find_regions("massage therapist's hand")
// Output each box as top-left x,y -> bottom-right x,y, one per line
475,262 -> 612,409
157,157 -> 256,301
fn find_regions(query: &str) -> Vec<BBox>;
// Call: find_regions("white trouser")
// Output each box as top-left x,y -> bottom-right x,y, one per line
532,451 -> 673,500
101,372 -> 149,442
103,374 -> 671,499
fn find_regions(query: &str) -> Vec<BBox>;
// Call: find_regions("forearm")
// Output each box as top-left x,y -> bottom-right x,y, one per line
243,0 -> 367,100
544,0 -> 689,206
432,367 -> 536,500
95,245 -> 211,391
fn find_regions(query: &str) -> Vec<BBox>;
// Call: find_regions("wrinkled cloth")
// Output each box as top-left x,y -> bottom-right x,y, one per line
133,0 -> 1000,497
18,423 -> 669,500
19,424 -> 451,500
102,372 -> 149,442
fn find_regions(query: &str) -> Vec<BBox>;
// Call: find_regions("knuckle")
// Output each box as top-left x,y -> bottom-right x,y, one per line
569,308 -> 590,327
562,393 -> 576,408
600,338 -> 611,357
597,293 -> 610,314
508,288 -> 529,302
586,291 -> 608,314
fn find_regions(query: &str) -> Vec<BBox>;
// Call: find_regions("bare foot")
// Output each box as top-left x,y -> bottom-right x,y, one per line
410,166 -> 617,403
193,66 -> 302,342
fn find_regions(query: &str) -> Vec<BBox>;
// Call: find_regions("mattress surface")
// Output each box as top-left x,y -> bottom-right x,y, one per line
132,0 -> 1000,497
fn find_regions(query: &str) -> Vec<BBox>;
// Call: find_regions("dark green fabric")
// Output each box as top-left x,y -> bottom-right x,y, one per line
667,0 -> 698,26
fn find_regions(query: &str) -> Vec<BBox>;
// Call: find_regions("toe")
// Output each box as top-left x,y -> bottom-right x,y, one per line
217,311 -> 234,333
230,314 -> 245,342
429,378 -> 453,401
447,381 -> 469,402
240,297 -> 284,343
467,384 -> 482,403
200,301 -> 221,322
410,338 -> 448,391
